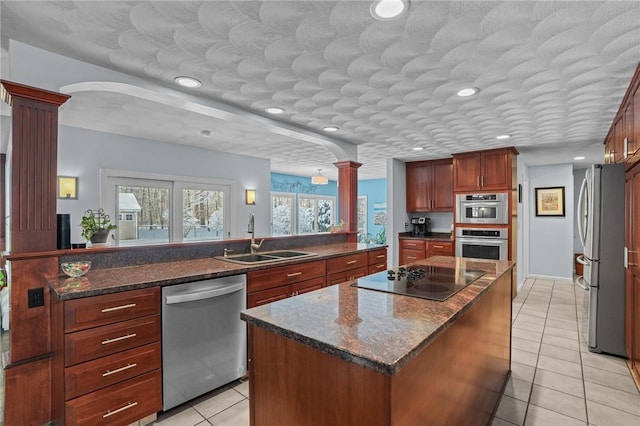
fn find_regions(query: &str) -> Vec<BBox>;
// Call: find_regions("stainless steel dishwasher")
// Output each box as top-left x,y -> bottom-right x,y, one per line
162,274 -> 247,410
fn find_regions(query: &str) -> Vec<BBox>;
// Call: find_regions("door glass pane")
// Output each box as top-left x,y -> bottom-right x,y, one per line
117,185 -> 170,245
298,197 -> 316,234
183,189 -> 224,241
317,198 -> 333,232
272,195 -> 293,235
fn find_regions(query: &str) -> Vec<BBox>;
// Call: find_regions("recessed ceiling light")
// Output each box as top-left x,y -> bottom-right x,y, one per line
574,156 -> 586,160
412,147 -> 424,151
174,76 -> 201,88
496,134 -> 511,140
456,87 -> 478,97
370,0 -> 408,21
322,126 -> 339,132
265,107 -> 285,114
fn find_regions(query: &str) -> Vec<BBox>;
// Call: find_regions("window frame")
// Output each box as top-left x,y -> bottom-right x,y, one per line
270,192 -> 296,236
296,194 -> 336,234
100,169 -> 235,245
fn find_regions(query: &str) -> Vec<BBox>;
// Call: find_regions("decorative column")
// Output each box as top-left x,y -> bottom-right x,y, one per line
1,80 -> 70,253
334,160 -> 361,243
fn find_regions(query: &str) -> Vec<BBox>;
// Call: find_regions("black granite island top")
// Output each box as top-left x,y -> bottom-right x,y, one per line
48,242 -> 385,300
241,256 -> 514,376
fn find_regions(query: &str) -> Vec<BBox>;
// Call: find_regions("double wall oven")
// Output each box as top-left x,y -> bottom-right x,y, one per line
455,192 -> 509,261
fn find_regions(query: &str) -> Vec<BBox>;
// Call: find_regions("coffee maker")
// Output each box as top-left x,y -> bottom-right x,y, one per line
410,217 -> 431,237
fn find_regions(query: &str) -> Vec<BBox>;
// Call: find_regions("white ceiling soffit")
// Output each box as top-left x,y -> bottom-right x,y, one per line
2,1 -> 640,179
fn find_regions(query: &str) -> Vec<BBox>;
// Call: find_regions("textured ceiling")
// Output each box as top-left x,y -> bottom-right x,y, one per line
2,1 -> 640,180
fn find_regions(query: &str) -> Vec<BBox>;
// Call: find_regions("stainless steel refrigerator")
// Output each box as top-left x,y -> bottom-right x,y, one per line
577,163 -> 625,357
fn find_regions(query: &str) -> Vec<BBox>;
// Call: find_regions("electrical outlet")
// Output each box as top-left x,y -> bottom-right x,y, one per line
28,287 -> 45,308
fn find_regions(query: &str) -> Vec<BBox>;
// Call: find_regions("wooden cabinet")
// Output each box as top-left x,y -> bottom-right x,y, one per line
625,164 -> 640,384
367,248 -> 388,275
453,148 -> 517,192
399,239 -> 426,265
52,287 -> 162,426
327,252 -> 369,285
406,159 -> 453,212
427,241 -> 454,257
247,260 -> 326,308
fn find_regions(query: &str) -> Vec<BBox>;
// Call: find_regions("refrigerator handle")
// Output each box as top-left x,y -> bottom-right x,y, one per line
577,177 -> 587,248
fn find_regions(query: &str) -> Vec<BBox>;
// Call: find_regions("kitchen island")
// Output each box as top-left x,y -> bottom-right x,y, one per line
241,256 -> 513,426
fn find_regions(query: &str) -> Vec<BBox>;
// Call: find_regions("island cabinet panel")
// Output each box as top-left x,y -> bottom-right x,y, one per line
249,326 -> 391,426
246,266 -> 512,426
51,287 -> 161,426
453,148 -> 517,192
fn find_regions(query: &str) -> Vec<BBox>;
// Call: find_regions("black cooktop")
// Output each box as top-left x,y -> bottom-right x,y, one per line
351,266 -> 485,301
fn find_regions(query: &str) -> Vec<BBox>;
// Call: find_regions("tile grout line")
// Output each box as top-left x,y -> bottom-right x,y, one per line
572,278 -> 590,426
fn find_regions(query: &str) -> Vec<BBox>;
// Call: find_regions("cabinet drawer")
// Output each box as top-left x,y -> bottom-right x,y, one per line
400,249 -> 425,265
367,249 -> 387,265
248,260 -> 326,292
292,276 -> 325,295
247,285 -> 291,308
368,263 -> 387,275
326,253 -> 368,275
400,239 -> 426,250
65,342 -> 161,400
427,241 -> 454,256
326,266 -> 368,286
65,287 -> 160,333
65,370 -> 161,426
65,315 -> 160,367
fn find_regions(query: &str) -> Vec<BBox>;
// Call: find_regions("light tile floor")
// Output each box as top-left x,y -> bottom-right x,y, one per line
154,278 -> 640,426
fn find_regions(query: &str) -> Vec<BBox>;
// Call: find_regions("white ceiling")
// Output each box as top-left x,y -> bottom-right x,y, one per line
2,1 -> 639,180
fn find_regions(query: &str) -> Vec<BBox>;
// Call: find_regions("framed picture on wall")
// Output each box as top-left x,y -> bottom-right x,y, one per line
535,186 -> 565,217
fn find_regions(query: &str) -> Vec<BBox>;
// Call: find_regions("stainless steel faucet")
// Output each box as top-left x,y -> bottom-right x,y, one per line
248,213 -> 264,254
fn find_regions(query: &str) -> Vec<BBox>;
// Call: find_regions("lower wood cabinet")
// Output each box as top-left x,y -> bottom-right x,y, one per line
399,238 -> 454,265
427,241 -> 454,256
52,287 -> 162,426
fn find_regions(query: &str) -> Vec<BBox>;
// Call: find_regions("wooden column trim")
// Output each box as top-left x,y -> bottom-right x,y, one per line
1,80 -> 70,253
334,160 -> 362,242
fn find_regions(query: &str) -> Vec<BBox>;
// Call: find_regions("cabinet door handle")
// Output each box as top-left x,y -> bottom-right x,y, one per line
103,363 -> 137,377
286,272 -> 303,278
408,256 -> 417,260
102,333 -> 137,345
376,254 -> 385,259
103,401 -> 138,418
407,243 -> 417,247
432,245 -> 443,249
374,264 -> 385,269
481,176 -> 484,187
101,303 -> 136,313
477,176 -> 480,187
346,260 -> 358,265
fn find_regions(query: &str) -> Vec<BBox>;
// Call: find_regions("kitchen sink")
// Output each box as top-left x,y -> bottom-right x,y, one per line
217,250 -> 317,264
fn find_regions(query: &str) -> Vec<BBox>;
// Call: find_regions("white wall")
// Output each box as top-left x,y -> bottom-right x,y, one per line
527,164 -> 574,279
387,158 -> 408,268
57,125 -> 271,243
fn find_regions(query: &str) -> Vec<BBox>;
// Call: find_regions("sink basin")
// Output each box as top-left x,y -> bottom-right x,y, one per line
218,250 -> 317,264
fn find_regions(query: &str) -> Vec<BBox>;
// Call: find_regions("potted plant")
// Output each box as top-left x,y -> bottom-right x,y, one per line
81,208 -> 117,244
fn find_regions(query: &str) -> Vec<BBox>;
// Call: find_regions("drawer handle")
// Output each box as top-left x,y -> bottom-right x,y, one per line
102,363 -> 137,377
346,260 -> 358,265
408,256 -> 417,260
376,254 -> 385,259
101,303 -> 136,313
407,243 -> 417,247
103,401 -> 138,418
374,264 -> 385,269
432,245 -> 443,249
286,272 -> 303,278
102,333 -> 137,345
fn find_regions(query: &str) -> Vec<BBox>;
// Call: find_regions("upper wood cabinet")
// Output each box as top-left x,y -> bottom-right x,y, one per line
453,148 -> 517,192
406,159 -> 453,212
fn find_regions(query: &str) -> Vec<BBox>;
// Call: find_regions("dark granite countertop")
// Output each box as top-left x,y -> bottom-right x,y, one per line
398,232 -> 454,241
241,256 -> 514,376
49,243 -> 386,300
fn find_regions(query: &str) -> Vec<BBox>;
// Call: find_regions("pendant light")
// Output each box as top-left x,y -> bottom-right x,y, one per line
311,169 -> 329,185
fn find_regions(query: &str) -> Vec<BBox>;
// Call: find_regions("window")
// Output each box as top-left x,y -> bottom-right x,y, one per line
298,195 -> 334,234
357,196 -> 367,242
271,193 -> 294,235
102,170 -> 232,246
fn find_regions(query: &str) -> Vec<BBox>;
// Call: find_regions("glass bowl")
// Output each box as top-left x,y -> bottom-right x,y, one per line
61,261 -> 92,277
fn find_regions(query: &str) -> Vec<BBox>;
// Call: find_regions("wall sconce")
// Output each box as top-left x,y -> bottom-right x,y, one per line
245,189 -> 256,205
57,176 -> 78,199
311,169 -> 328,185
